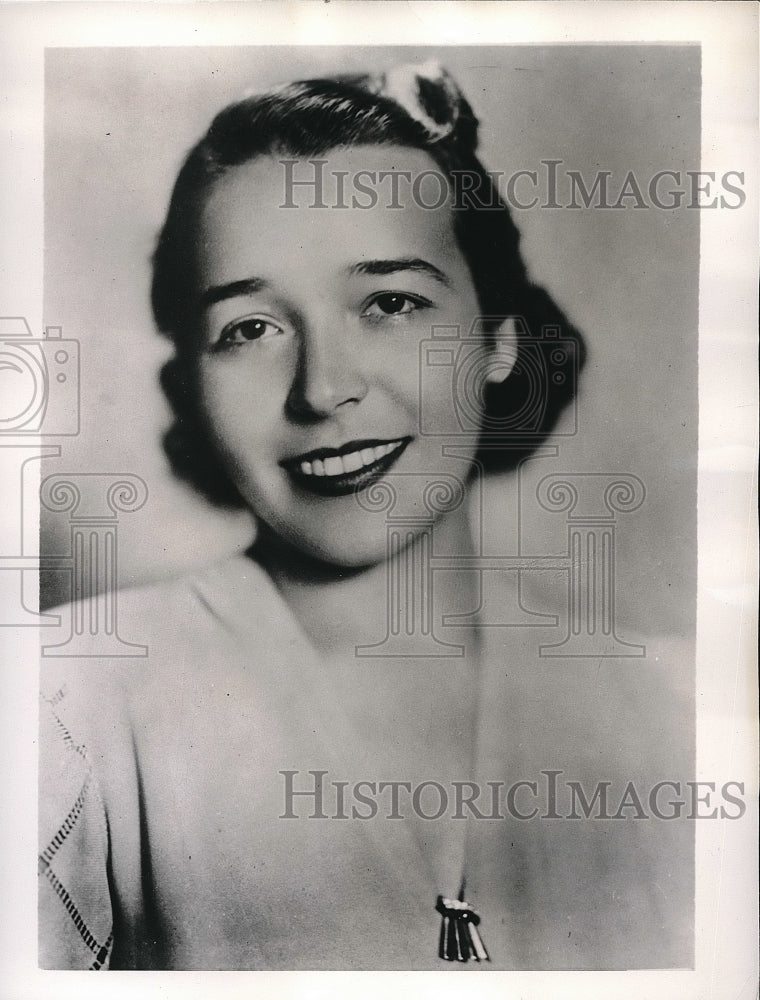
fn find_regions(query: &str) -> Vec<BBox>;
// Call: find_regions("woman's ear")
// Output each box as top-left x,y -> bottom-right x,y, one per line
484,316 -> 519,384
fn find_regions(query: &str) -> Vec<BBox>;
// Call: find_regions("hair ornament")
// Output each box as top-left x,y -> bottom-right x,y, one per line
369,60 -> 463,143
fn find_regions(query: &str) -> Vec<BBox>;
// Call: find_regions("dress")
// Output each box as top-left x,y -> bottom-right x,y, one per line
39,553 -> 694,970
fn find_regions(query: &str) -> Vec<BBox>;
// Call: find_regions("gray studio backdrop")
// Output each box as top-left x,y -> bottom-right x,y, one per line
41,44 -> 699,645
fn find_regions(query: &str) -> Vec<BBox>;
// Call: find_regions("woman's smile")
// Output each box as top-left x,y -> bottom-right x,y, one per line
281,436 -> 412,497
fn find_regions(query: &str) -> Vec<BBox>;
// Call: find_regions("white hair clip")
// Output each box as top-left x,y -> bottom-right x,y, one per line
371,60 -> 462,142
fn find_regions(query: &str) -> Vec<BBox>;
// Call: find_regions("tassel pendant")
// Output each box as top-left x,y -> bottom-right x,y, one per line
436,895 -> 490,963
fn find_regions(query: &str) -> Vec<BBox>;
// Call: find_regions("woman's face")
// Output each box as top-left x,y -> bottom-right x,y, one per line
193,145 -> 498,568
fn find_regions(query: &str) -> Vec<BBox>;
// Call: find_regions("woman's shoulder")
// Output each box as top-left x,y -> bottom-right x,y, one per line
48,548 -> 270,620
42,551 -> 282,664
482,611 -> 695,790
40,550 -> 314,739
484,561 -> 694,711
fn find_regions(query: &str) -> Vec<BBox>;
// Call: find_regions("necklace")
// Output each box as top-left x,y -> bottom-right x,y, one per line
432,624 -> 490,963
432,603 -> 491,964
289,599 -> 491,966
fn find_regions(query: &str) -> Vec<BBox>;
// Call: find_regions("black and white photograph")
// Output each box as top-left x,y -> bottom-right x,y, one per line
0,2 -> 757,996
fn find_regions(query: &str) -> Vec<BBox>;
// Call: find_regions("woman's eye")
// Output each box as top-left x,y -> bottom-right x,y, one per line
362,292 -> 430,319
215,317 -> 283,349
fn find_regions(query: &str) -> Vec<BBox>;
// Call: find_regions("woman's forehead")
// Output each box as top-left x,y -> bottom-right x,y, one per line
205,144 -> 446,206
195,145 -> 465,289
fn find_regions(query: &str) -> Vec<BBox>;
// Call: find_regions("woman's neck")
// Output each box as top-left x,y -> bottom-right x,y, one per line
251,500 -> 479,658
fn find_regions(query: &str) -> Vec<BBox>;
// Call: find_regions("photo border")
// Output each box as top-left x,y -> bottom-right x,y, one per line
1,3 -> 757,998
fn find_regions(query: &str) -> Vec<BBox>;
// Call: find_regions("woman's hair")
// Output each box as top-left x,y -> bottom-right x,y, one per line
152,63 -> 586,505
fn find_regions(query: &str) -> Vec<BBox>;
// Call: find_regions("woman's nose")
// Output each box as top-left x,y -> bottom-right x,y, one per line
285,321 -> 368,419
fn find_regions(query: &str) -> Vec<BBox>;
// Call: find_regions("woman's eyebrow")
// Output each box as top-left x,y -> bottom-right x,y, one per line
198,276 -> 269,310
348,258 -> 452,288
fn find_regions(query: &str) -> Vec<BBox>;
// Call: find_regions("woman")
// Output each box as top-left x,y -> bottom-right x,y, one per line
39,62 -> 691,970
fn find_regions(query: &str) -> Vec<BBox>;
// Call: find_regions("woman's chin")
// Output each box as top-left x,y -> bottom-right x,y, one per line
253,521 -> 396,578
290,535 -> 392,574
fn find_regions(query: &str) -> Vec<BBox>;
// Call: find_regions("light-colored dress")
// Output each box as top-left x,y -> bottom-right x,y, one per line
39,554 -> 694,970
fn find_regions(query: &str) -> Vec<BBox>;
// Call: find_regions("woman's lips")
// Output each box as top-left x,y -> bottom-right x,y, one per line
281,437 -> 412,497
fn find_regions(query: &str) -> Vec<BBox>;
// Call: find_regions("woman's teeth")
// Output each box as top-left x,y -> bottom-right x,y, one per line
299,442 -> 402,477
